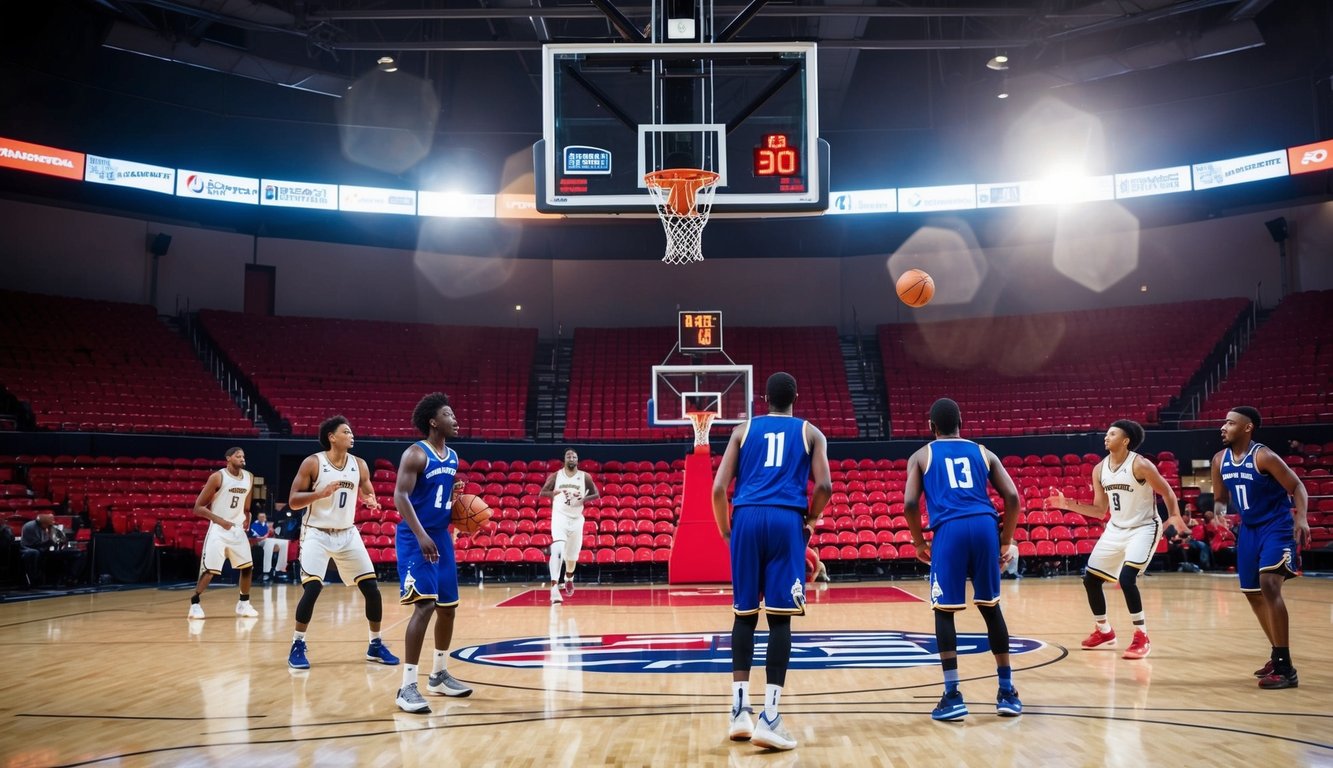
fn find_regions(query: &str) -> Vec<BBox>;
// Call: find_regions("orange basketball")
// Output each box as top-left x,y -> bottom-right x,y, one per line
895,268 -> 935,308
451,493 -> 492,534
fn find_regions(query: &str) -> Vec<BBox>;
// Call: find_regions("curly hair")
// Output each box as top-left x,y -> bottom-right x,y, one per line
1110,419 -> 1145,451
412,392 -> 452,436
319,415 -> 349,451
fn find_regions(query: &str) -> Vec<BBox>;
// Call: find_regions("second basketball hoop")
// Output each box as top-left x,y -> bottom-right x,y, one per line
644,168 -> 720,265
685,410 -> 717,454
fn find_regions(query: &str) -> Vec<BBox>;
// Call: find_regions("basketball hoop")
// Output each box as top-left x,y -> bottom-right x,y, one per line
644,169 -> 720,265
685,411 -> 717,454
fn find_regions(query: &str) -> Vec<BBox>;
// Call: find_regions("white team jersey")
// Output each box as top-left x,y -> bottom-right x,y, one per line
1100,451 -> 1156,528
209,468 -> 252,527
306,452 -> 360,529
552,469 -> 588,519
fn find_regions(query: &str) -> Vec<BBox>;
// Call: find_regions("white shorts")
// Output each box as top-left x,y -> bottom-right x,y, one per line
552,514 -> 584,564
1086,521 -> 1161,582
299,526 -> 375,586
201,524 -> 253,575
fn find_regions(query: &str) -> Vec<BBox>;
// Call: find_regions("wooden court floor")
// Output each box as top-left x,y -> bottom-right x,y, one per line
1,573 -> 1329,767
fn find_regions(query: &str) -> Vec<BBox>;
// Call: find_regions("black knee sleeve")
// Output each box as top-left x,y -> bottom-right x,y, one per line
977,604 -> 1010,655
1119,569 -> 1142,614
934,609 -> 958,654
732,613 -> 759,673
765,615 -> 792,687
1083,571 -> 1107,615
358,577 -> 383,622
295,580 -> 323,625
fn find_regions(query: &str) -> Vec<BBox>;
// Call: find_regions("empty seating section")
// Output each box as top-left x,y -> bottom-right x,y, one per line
879,299 -> 1248,437
1282,442 -> 1333,551
1194,290 -> 1333,426
199,311 -> 536,440
0,292 -> 255,436
564,326 -> 858,441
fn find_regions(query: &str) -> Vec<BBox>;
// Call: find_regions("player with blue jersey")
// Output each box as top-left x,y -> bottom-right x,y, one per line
1210,407 -> 1309,690
713,372 -> 831,751
904,398 -> 1022,721
393,392 -> 473,713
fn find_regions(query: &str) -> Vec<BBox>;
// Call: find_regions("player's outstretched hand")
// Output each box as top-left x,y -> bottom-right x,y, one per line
915,542 -> 932,564
361,493 -> 381,510
1045,488 -> 1067,510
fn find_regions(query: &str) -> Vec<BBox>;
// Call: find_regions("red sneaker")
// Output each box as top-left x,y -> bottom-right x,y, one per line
1122,630 -> 1151,659
1253,660 -> 1274,678
1080,627 -> 1117,650
1257,668 -> 1298,689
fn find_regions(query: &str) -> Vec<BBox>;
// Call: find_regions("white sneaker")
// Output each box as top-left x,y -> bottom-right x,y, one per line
752,713 -> 797,751
550,585 -> 563,604
728,706 -> 754,741
396,682 -> 431,713
187,603 -> 205,620
235,600 -> 258,617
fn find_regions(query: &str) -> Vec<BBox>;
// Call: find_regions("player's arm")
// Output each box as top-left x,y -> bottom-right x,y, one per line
806,423 -> 832,526
903,448 -> 930,563
287,455 -> 335,510
1136,456 -> 1185,534
1209,451 -> 1229,516
191,472 -> 231,528
393,445 -> 439,560
538,473 -> 558,499
711,425 -> 744,540
1047,460 -> 1110,519
242,488 -> 254,532
1255,447 -> 1311,548
985,449 -> 1021,551
356,457 -> 380,509
582,474 -> 600,503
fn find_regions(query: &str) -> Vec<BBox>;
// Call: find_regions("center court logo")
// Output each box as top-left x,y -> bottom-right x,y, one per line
453,630 -> 1044,673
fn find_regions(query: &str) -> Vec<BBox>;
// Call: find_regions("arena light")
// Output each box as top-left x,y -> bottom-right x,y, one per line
377,56 -> 398,73
987,54 -> 1010,71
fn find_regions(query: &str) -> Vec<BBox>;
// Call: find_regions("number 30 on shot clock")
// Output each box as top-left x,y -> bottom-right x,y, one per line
754,134 -> 799,177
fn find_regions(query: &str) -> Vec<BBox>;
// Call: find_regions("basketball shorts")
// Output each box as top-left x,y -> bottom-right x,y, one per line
730,505 -> 806,616
200,523 -> 253,574
396,525 -> 459,606
299,527 -> 375,586
1086,520 -> 1161,582
929,514 -> 1001,612
552,513 -> 585,563
1237,515 -> 1298,592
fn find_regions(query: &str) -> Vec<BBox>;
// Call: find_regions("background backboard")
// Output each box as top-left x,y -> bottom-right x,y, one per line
650,364 -> 753,427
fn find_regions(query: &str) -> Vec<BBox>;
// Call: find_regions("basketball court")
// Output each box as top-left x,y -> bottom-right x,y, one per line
0,575 -> 1328,766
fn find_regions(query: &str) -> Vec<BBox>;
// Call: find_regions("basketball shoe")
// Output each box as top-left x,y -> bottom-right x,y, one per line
396,682 -> 431,714
427,670 -> 473,697
562,578 -> 575,596
288,638 -> 310,669
187,603 -> 205,620
550,584 -> 563,604
1254,660 -> 1274,677
1122,630 -> 1150,659
931,690 -> 968,721
1080,627 -> 1117,649
751,713 -> 797,750
728,706 -> 754,741
1257,667 -> 1298,689
996,688 -> 1023,717
366,639 -> 400,665
235,600 -> 258,618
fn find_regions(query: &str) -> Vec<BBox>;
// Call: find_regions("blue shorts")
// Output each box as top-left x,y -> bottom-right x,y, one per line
730,506 -> 806,616
1237,515 -> 1298,592
396,525 -> 460,607
929,514 -> 1001,612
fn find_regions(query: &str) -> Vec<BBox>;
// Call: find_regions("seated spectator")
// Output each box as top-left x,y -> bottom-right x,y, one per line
20,512 -> 85,587
249,511 -> 290,582
1201,509 -> 1236,570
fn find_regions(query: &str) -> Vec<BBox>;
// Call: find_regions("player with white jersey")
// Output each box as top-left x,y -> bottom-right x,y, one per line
284,416 -> 399,670
187,447 -> 256,620
540,449 -> 599,604
1048,420 -> 1186,660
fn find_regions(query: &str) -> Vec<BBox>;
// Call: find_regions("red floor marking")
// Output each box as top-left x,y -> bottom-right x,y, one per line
495,585 -> 923,608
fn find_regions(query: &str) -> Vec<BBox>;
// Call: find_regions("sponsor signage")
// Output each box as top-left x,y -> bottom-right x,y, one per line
260,178 -> 337,210
1114,165 -> 1193,199
897,184 -> 977,212
1192,149 -> 1288,190
977,176 -> 1114,208
339,184 -> 416,215
84,155 -> 175,194
827,188 -> 898,215
562,145 -> 612,175
176,169 -> 260,204
455,630 -> 1045,673
1286,139 -> 1333,176
418,191 -> 497,218
496,193 -> 559,220
0,136 -> 85,180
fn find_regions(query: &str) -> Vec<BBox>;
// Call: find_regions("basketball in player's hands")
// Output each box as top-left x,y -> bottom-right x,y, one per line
895,268 -> 935,308
451,493 -> 492,534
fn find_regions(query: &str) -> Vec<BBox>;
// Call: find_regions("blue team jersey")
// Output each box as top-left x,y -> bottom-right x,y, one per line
1221,442 -> 1292,527
921,439 -> 996,527
405,441 -> 459,529
732,415 -> 812,512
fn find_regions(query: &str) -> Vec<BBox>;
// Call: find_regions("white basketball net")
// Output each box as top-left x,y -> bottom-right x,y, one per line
645,171 -> 720,265
686,411 -> 716,450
